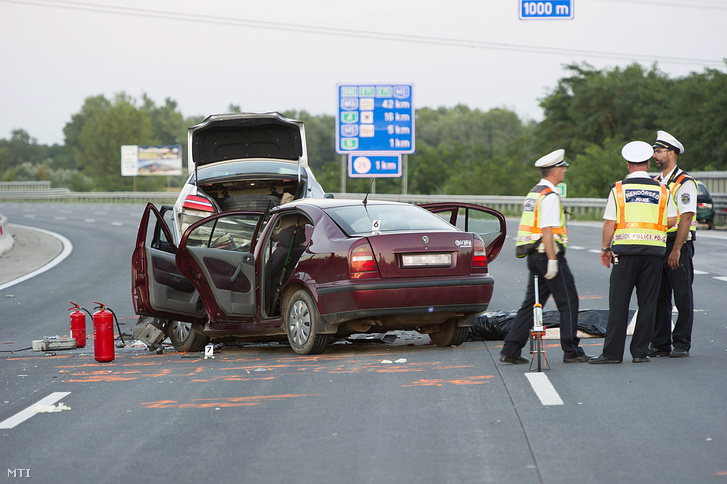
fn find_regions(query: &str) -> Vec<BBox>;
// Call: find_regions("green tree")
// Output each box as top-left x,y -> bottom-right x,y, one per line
75,93 -> 158,190
142,95 -> 186,145
0,129 -> 49,180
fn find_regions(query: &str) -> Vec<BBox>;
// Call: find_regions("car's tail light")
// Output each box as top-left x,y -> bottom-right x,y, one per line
350,242 -> 380,279
697,202 -> 712,209
471,237 -> 487,273
182,194 -> 216,212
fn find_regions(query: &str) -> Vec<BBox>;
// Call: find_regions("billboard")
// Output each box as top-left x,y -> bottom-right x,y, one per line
121,145 -> 183,176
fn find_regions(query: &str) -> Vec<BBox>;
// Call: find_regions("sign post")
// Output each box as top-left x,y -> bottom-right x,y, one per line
336,83 -> 415,193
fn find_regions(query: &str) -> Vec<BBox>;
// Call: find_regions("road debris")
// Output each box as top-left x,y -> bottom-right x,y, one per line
34,403 -> 71,413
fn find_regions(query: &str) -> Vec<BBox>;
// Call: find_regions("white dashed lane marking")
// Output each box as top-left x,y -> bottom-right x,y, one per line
0,392 -> 71,429
525,373 -> 564,406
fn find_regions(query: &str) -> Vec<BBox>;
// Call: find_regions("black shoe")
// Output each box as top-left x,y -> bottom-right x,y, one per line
632,357 -> 650,363
670,348 -> 689,358
648,348 -> 670,357
499,354 -> 528,364
588,354 -> 622,364
563,354 -> 593,363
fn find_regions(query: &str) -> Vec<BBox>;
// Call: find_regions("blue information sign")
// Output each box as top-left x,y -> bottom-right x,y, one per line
349,152 -> 402,178
336,83 -> 415,154
519,0 -> 573,19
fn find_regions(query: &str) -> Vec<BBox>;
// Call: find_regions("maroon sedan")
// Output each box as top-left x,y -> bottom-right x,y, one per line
132,198 -> 505,354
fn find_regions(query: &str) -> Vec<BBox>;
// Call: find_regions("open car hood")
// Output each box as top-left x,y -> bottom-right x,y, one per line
188,112 -> 308,171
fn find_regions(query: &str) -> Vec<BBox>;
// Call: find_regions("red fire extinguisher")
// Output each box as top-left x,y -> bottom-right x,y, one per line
68,302 -> 87,348
93,302 -> 115,362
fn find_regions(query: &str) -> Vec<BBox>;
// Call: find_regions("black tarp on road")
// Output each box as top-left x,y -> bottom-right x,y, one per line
468,309 -> 635,341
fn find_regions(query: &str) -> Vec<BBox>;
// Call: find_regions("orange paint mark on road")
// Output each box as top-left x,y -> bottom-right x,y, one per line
140,394 -> 324,409
402,375 -> 494,387
374,367 -> 429,373
65,374 -> 137,382
578,295 -> 603,299
190,376 -> 276,383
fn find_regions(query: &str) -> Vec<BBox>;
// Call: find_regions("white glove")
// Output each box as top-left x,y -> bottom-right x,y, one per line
544,259 -> 559,280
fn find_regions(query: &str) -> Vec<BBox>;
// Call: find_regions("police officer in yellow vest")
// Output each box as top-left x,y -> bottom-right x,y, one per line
590,141 -> 677,364
649,130 -> 697,358
500,149 -> 590,364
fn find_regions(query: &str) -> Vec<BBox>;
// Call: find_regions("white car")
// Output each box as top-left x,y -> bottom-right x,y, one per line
170,112 -> 326,243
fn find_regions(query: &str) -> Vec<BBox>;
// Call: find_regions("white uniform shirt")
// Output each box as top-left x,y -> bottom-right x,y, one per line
536,179 -> 563,228
658,166 -> 697,216
603,172 -> 678,221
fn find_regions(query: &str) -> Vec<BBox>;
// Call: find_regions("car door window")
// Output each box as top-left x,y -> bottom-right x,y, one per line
421,203 -> 507,263
150,205 -> 176,253
185,214 -> 260,253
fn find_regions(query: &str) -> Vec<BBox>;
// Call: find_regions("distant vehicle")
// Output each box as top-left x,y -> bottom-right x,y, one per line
170,112 -> 325,244
696,181 -> 715,230
131,198 -> 506,355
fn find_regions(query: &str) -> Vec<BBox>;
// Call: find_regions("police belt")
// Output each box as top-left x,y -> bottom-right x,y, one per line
667,231 -> 695,242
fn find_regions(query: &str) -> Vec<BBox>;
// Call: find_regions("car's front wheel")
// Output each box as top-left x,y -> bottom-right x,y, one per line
429,319 -> 470,347
167,321 -> 209,352
284,290 -> 327,355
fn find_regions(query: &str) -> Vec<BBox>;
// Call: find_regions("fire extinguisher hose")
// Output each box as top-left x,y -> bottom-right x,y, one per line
108,307 -> 125,346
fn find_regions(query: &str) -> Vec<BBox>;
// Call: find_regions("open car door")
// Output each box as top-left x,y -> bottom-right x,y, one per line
420,202 -> 507,263
132,203 -> 207,323
175,211 -> 266,323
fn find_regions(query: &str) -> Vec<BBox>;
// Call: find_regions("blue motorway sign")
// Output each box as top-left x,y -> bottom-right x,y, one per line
349,152 -> 402,178
336,83 -> 415,154
519,0 -> 573,19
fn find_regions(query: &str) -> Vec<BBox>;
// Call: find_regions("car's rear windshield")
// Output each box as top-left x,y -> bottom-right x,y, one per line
324,204 -> 456,236
196,161 -> 302,183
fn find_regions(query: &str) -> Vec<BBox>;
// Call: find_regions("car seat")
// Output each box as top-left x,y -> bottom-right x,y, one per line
265,224 -> 307,315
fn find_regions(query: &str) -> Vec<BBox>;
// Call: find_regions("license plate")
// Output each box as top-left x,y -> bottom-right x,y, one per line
401,253 -> 452,267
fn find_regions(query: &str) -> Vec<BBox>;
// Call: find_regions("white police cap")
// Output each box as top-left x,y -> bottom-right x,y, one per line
622,141 -> 653,163
534,149 -> 568,168
653,130 -> 684,155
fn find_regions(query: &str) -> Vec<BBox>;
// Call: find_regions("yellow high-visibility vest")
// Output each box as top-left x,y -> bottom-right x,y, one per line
516,185 -> 567,258
611,178 -> 669,256
655,171 -> 697,237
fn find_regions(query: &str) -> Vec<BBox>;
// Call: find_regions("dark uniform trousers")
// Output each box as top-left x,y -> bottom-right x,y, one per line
602,254 -> 662,360
502,252 -> 583,359
652,238 -> 694,352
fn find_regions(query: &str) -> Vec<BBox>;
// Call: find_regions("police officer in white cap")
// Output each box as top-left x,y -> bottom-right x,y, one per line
649,130 -> 698,358
590,141 -> 677,364
501,149 -> 591,364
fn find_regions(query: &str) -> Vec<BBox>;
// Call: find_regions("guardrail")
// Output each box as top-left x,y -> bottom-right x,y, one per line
0,181 -> 52,191
0,189 -> 724,226
0,189 -> 178,204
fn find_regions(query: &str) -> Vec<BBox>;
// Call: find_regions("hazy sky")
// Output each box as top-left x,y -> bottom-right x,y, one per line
1,0 -> 725,145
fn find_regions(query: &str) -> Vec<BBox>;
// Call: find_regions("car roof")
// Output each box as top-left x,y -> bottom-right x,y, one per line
275,197 -> 411,211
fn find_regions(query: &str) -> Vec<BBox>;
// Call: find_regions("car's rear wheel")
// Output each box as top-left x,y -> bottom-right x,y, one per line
284,290 -> 327,355
429,319 -> 469,347
167,321 -> 209,352
222,195 -> 279,212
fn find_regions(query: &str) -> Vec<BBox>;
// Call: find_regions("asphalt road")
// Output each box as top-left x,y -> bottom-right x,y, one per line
1,203 -> 726,484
